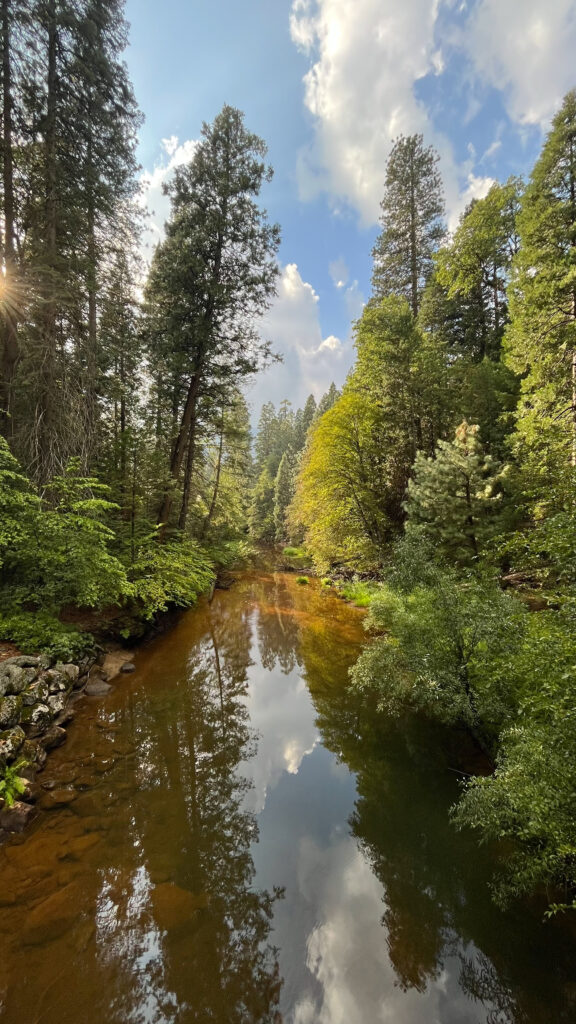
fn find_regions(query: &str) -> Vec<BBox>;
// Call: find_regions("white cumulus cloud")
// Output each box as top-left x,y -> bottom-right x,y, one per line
290,0 -> 448,225
463,0 -> 576,127
289,0 -> 576,230
139,136 -> 198,259
248,262 -> 351,415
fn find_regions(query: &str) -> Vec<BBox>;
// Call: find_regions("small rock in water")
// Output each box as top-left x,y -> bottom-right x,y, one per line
39,788 -> 77,810
120,662 -> 136,674
85,679 -> 112,697
22,883 -> 80,945
0,800 -> 35,833
40,725 -> 67,751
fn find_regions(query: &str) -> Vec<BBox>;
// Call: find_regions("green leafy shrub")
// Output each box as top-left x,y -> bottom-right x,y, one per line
0,760 -> 29,808
129,540 -> 215,618
0,612 -> 94,661
1,457 -> 131,613
207,538 -> 256,570
351,562 -> 529,743
296,576 -> 309,585
0,439 -> 40,574
453,605 -> 576,906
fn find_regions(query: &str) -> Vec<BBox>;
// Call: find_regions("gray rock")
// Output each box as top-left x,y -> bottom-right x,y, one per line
120,662 -> 136,673
20,738 -> 42,767
0,800 -> 35,833
21,680 -> 50,707
85,679 -> 112,697
0,727 -> 25,769
0,695 -> 22,730
39,725 -> 67,751
0,656 -> 41,669
0,664 -> 37,698
44,670 -> 67,695
25,703 -> 53,737
47,693 -> 67,716
58,663 -> 79,683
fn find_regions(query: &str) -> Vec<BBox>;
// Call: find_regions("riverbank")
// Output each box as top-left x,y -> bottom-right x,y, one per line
0,642 -> 145,839
0,556 -> 248,839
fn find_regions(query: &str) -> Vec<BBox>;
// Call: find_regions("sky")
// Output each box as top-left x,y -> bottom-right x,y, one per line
124,0 -> 576,419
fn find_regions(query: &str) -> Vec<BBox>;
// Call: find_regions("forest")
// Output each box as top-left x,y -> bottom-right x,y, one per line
1,0 -> 576,917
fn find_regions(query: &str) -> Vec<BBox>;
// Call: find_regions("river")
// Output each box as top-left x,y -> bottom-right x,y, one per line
0,571 -> 575,1023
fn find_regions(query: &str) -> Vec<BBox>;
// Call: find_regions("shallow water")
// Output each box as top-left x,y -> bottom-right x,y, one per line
0,572 -> 575,1023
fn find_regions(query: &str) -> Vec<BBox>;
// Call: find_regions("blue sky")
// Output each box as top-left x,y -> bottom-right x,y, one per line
124,0 -> 576,416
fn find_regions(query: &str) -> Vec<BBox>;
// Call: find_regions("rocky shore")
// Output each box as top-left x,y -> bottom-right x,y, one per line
0,651 -> 134,840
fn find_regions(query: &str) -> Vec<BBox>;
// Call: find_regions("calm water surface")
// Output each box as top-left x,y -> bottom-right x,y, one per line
1,572 -> 575,1023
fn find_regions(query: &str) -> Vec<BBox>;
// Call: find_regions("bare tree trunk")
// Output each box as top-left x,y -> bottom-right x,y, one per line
85,134 -> 99,459
178,415 -> 197,531
37,0 -> 58,482
200,408 -> 225,539
0,0 -> 19,434
409,155 -> 418,318
157,372 -> 200,531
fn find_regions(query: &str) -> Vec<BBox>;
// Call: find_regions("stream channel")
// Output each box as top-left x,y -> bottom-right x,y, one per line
1,571 -> 575,1023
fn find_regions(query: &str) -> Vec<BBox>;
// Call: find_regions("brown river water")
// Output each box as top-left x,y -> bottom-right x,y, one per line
1,571 -> 575,1023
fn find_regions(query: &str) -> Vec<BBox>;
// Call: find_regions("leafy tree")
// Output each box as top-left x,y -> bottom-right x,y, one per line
453,605 -> 576,906
289,389 -> 393,571
145,105 -> 280,532
435,179 -> 521,361
405,422 -> 509,563
505,89 -> 576,510
372,134 -> 445,315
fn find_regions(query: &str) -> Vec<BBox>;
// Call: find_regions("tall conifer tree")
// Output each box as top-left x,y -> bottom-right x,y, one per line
372,134 -> 445,316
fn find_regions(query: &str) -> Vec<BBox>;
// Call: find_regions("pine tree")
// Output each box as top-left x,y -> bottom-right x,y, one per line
405,422 -> 507,563
145,105 -> 280,533
434,179 -> 521,361
315,382 -> 340,419
505,89 -> 576,507
372,134 -> 445,316
273,448 -> 296,542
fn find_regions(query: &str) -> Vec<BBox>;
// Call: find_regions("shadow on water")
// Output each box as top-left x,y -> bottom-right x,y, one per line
1,571 -> 576,1023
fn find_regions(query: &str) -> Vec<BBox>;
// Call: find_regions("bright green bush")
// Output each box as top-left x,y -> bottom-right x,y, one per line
337,579 -> 380,607
0,612 -> 94,661
129,540 -> 215,618
296,576 -> 309,585
0,439 -> 40,573
207,538 -> 256,570
0,759 -> 28,808
453,605 -> 576,906
350,542 -> 530,743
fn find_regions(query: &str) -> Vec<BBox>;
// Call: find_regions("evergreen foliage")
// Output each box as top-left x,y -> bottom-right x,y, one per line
372,134 -> 445,315
405,422 -> 509,563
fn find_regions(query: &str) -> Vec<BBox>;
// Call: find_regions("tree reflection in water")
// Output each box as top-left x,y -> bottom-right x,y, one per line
0,590 -> 284,1024
107,598 -> 284,1023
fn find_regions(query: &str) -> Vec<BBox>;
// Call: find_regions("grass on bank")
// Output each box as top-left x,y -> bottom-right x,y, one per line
335,579 -> 381,608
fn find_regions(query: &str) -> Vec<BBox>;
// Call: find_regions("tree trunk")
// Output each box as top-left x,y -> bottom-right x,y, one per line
157,372 -> 200,531
178,415 -> 197,531
200,409 -> 225,539
409,154 -> 418,318
0,0 -> 19,434
37,0 -> 58,482
85,131 -> 99,458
